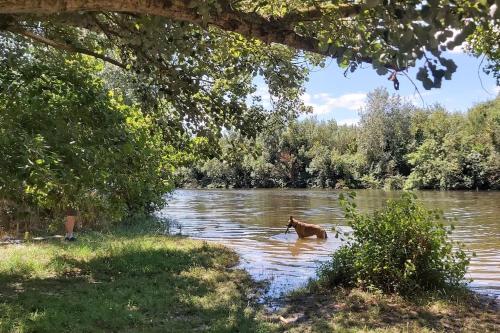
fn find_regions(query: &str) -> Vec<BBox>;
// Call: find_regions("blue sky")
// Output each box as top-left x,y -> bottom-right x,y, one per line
256,51 -> 499,125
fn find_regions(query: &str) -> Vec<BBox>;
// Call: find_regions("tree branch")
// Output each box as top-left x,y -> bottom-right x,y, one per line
279,3 -> 362,24
0,0 -> 324,53
5,25 -> 127,69
0,1 -> 409,71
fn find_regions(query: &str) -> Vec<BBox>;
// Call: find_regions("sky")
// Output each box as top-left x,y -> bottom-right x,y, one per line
257,51 -> 499,126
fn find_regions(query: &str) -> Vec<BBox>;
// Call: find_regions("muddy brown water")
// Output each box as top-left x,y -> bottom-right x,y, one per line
158,189 -> 500,301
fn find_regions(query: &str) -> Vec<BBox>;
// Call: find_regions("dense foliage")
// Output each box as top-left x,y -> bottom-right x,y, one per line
318,192 -> 471,294
1,1 -> 498,91
178,89 -> 500,190
0,46 -> 179,231
1,1 -> 499,233
467,21 -> 500,85
1,15 -> 313,140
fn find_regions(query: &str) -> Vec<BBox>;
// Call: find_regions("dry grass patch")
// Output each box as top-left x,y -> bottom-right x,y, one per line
272,285 -> 499,333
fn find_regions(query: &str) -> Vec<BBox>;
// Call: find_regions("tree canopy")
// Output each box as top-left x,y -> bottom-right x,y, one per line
1,1 -> 499,230
1,1 -> 498,96
0,43 -> 180,229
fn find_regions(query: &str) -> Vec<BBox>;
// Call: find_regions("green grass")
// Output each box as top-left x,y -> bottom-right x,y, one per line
0,230 -> 276,333
1,228 -> 497,332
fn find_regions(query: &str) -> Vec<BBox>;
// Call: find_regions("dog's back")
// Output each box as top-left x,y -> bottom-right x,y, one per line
291,218 -> 327,239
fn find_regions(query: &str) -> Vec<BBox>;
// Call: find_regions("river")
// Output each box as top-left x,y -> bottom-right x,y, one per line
158,189 -> 500,301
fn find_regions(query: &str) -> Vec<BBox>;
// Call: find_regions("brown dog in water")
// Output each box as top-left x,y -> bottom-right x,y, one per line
285,216 -> 327,239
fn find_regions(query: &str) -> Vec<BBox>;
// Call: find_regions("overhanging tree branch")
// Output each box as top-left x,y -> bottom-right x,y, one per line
0,0 -> 333,55
4,24 -> 127,69
1,0 -> 490,89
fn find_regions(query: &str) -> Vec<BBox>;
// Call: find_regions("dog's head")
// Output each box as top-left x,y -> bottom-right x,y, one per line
285,216 -> 295,234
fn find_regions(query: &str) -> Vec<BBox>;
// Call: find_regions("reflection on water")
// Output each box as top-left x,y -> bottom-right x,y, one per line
158,189 -> 500,300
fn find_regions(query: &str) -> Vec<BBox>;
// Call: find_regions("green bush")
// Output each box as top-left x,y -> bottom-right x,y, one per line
359,174 -> 381,189
0,46 -> 175,231
384,175 -> 406,190
319,192 -> 471,294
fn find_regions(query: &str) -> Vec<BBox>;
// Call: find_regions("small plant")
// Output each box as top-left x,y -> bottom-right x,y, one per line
319,192 -> 471,294
383,175 -> 406,190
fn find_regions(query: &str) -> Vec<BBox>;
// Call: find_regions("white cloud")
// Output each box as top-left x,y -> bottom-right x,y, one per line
337,118 -> 360,126
404,90 -> 436,107
448,42 -> 468,54
491,4 -> 498,17
301,92 -> 367,115
494,85 -> 500,96
251,84 -> 272,109
443,28 -> 469,54
302,92 -> 313,105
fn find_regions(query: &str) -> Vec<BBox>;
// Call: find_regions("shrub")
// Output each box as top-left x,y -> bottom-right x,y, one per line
359,174 -> 381,189
0,47 -> 174,231
319,192 -> 471,294
383,175 -> 406,190
318,246 -> 357,288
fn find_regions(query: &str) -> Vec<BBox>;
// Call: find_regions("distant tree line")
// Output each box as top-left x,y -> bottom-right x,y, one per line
176,88 -> 500,190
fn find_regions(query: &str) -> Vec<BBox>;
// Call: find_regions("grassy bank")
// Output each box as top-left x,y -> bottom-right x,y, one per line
0,229 -> 273,333
270,283 -> 499,332
1,229 -> 498,333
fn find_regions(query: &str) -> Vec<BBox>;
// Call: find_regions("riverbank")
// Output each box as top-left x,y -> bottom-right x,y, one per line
1,228 -> 498,332
0,228 -> 274,332
269,283 -> 499,332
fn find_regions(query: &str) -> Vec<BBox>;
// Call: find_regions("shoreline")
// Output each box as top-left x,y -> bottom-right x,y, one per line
177,186 -> 500,192
3,232 -> 499,303
1,229 -> 498,332
3,233 -> 499,307
263,283 -> 499,332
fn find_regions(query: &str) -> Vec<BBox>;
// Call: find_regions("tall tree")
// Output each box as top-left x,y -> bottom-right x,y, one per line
358,88 -> 414,178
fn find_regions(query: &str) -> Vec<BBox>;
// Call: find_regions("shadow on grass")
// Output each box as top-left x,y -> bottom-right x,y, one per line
0,237 -> 268,333
278,285 -> 499,333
